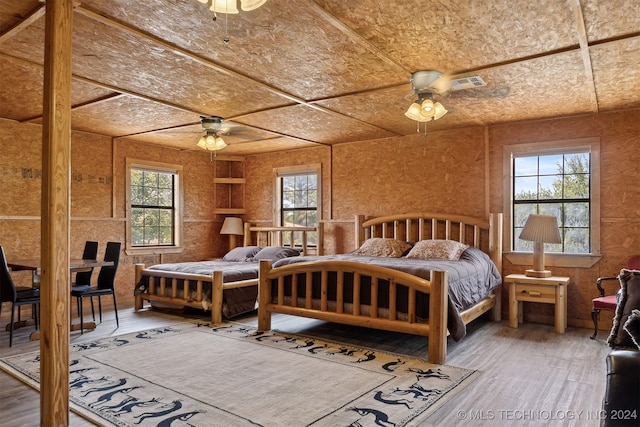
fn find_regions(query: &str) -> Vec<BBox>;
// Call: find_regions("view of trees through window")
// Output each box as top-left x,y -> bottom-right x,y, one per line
513,152 -> 590,253
280,172 -> 318,247
130,168 -> 175,246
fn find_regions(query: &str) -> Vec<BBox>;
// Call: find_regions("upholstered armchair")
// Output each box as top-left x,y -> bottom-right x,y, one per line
601,269 -> 640,427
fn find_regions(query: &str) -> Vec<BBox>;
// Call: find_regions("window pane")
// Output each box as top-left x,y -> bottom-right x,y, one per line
564,228 -> 589,253
538,154 -> 562,175
514,177 -> 537,200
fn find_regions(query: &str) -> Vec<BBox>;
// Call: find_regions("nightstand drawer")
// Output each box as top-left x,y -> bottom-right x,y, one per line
514,284 -> 556,303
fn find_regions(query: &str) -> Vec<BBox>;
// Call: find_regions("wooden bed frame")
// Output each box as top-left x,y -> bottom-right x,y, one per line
134,224 -> 322,324
257,212 -> 503,364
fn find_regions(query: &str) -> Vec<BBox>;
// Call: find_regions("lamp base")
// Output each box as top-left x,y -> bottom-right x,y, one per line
525,269 -> 552,278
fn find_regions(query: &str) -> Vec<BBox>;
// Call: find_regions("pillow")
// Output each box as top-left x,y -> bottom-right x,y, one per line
404,239 -> 469,261
622,309 -> 640,349
251,246 -> 301,261
608,269 -> 640,348
352,238 -> 413,258
222,246 -> 262,262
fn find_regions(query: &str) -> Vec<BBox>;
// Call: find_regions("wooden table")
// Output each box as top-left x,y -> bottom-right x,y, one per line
7,258 -> 114,337
504,273 -> 570,334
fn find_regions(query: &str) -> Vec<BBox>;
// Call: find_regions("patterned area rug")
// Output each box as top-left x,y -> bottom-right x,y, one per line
0,322 -> 479,426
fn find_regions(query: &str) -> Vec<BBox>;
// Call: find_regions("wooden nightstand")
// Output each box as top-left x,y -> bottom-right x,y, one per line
504,274 -> 570,333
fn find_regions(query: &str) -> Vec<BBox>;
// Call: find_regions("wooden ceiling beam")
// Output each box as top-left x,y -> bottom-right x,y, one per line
306,0 -> 410,74
571,0 -> 599,113
0,2 -> 46,45
73,4 -> 400,136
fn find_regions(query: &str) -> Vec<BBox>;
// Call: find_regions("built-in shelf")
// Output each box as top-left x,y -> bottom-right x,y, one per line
213,157 -> 246,215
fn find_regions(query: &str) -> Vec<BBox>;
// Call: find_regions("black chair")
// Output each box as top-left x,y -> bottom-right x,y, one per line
71,241 -> 121,333
73,241 -> 99,286
0,246 -> 40,346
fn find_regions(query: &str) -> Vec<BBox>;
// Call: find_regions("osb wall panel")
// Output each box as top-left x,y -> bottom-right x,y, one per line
489,109 -> 640,327
331,128 -> 486,220
245,128 -> 487,254
71,132 -> 113,218
0,120 -> 43,216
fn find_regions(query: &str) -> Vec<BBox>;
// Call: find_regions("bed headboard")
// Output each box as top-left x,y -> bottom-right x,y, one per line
243,223 -> 324,256
355,212 -> 503,273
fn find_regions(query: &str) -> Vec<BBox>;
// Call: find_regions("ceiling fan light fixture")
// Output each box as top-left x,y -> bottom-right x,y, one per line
421,98 -> 435,113
405,102 -> 432,122
433,102 -> 448,120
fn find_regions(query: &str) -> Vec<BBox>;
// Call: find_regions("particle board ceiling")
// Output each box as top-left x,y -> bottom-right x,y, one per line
0,0 -> 638,156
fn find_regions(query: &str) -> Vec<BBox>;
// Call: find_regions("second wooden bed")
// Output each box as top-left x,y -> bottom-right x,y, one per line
134,224 -> 321,323
257,212 -> 503,364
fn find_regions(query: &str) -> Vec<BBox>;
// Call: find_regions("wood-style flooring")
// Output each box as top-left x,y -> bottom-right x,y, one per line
0,299 -> 612,426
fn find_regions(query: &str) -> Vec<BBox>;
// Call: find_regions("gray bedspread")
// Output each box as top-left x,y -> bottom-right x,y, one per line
272,247 -> 501,340
145,260 -> 260,282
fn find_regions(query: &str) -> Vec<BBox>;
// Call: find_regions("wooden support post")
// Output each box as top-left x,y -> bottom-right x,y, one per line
40,0 -> 74,425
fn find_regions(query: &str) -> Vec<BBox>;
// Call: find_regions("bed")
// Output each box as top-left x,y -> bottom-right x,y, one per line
257,212 -> 503,364
134,224 -> 322,323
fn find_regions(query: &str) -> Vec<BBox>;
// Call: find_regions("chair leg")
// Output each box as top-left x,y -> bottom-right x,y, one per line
98,296 -> 103,323
90,297 -> 96,321
79,297 -> 84,335
590,308 -> 600,339
112,294 -> 119,328
9,305 -> 15,347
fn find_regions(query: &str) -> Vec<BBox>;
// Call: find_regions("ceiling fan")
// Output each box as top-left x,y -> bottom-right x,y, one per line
197,115 -> 228,153
405,70 -> 509,129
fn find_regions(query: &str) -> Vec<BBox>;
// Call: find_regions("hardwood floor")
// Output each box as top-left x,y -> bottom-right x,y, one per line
0,299 -> 611,426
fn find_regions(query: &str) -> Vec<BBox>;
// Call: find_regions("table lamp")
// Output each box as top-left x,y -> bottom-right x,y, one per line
220,217 -> 244,251
519,214 -> 561,278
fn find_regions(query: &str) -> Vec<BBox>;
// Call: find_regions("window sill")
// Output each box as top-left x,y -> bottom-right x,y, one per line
504,252 -> 601,268
125,246 -> 184,256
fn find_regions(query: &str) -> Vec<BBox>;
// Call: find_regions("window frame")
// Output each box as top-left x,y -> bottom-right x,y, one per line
125,159 -> 184,255
502,138 -> 601,268
274,164 -> 321,247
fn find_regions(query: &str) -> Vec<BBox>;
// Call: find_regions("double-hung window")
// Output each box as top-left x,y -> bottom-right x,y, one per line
504,138 -> 600,266
275,165 -> 321,248
126,159 -> 183,254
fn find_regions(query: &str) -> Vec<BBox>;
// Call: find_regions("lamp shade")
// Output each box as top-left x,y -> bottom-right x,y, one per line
220,217 -> 244,235
519,214 -> 561,244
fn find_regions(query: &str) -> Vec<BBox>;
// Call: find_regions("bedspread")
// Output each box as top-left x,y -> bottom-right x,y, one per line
272,247 -> 501,340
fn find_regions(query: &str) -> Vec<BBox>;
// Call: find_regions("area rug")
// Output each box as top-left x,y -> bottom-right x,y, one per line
0,322 -> 479,426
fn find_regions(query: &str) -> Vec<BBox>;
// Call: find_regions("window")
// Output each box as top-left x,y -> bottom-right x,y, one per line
503,138 -> 600,267
126,159 -> 183,254
275,165 -> 321,247
513,152 -> 590,253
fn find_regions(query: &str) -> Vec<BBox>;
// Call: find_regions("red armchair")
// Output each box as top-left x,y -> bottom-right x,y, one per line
591,255 -> 640,339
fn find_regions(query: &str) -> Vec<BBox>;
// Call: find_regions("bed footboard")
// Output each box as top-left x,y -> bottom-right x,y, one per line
134,264 -> 256,324
257,259 -> 450,364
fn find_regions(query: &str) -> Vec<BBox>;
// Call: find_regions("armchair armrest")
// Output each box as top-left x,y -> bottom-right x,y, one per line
603,350 -> 640,426
596,276 -> 620,297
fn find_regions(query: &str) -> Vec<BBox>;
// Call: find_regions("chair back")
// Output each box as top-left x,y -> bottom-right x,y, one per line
97,242 -> 121,291
626,255 -> 640,270
74,241 -> 99,286
0,246 -> 17,303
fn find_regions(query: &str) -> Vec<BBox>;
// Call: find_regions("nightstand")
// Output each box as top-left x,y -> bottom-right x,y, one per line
504,274 -> 570,333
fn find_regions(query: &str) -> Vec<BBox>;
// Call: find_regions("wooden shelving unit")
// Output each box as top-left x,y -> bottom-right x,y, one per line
213,156 -> 246,215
